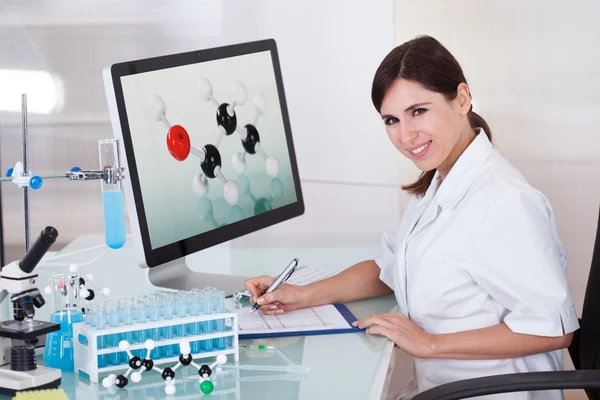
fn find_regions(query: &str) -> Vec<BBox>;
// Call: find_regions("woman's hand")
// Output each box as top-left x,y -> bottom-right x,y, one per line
243,275 -> 311,315
353,313 -> 435,359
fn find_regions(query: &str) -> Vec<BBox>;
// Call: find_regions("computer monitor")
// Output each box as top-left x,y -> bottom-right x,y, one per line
103,39 -> 304,294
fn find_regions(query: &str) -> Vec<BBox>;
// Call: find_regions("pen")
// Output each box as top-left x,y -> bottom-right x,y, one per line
250,258 -> 299,314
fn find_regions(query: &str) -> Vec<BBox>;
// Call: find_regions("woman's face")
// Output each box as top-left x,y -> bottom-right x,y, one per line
379,78 -> 470,173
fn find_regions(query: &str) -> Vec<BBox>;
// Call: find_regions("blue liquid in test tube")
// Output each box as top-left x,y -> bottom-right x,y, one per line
107,302 -> 120,365
162,294 -> 175,358
96,303 -> 107,368
215,290 -> 226,349
99,139 -> 126,250
190,293 -> 202,354
201,291 -> 213,352
121,299 -> 134,364
175,294 -> 187,344
150,298 -> 161,360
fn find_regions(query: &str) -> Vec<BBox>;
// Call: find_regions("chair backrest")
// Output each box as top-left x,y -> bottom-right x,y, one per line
571,205 -> 600,399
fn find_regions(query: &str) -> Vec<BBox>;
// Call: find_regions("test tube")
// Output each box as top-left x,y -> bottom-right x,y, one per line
149,297 -> 161,359
121,299 -> 134,364
86,303 -> 98,328
215,290 -> 227,350
99,139 -> 126,250
162,293 -> 175,358
175,293 -> 187,341
96,302 -> 107,368
201,289 -> 213,352
107,302 -> 120,365
190,293 -> 202,354
134,297 -> 147,359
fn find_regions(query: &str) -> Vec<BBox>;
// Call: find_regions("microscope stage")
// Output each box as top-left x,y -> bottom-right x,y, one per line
0,320 -> 60,340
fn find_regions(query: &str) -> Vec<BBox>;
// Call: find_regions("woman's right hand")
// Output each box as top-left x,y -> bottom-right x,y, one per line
243,275 -> 311,315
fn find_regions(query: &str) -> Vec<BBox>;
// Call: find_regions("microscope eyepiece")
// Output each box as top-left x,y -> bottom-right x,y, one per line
18,226 -> 58,274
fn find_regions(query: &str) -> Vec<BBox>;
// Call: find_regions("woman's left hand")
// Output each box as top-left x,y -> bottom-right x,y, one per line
353,313 -> 435,359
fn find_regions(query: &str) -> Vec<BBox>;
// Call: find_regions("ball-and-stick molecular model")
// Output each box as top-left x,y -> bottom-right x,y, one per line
197,79 -> 279,178
150,93 -> 239,206
102,339 -> 227,396
149,79 -> 280,207
44,264 -> 111,314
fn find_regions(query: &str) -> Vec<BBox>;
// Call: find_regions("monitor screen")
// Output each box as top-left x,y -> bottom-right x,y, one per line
106,40 -> 304,267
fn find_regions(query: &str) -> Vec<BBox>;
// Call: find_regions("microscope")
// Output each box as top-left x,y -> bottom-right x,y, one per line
0,226 -> 62,395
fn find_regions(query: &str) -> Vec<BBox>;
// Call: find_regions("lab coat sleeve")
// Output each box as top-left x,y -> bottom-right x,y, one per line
469,190 -> 579,337
374,229 -> 396,290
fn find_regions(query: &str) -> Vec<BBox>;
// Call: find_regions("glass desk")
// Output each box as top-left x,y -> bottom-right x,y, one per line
1,233 -> 399,400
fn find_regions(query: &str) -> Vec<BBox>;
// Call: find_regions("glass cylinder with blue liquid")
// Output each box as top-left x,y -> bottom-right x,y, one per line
99,139 -> 126,249
44,274 -> 84,371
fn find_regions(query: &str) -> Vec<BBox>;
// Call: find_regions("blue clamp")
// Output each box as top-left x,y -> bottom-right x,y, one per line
29,176 -> 43,190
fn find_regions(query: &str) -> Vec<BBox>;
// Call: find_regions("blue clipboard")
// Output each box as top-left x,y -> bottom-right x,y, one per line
238,304 -> 363,340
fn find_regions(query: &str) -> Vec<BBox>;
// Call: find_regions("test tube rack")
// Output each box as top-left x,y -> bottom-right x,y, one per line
73,311 -> 239,383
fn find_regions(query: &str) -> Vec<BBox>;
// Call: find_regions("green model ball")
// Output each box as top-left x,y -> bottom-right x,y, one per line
200,380 -> 214,394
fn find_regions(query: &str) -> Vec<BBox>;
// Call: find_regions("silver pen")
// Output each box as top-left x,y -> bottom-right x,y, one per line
250,258 -> 299,314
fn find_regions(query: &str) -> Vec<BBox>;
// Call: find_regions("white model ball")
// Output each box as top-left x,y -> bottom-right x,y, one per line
102,288 -> 111,296
69,264 -> 78,273
231,152 -> 246,174
254,93 -> 267,114
216,354 -> 228,364
198,79 -> 213,101
165,383 -> 176,395
179,341 -> 191,355
131,371 -> 142,383
80,289 -> 90,299
119,340 -> 130,351
102,375 -> 116,388
266,155 -> 279,177
224,180 -> 240,205
149,95 -> 166,121
231,81 -> 247,106
85,273 -> 94,282
44,286 -> 51,295
145,339 -> 156,350
192,173 -> 208,197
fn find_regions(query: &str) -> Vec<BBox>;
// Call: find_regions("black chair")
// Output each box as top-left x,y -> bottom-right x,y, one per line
413,206 -> 600,400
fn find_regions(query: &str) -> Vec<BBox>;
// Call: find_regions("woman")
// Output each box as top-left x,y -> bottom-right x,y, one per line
244,35 -> 579,399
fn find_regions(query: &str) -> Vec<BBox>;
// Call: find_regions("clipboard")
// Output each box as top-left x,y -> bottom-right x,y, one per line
236,303 -> 363,340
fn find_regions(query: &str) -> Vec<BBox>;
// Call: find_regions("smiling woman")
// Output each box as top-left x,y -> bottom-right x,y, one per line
243,35 -> 579,400
371,35 -> 491,195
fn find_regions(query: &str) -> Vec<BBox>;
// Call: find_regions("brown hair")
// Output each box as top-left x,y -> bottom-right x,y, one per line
371,35 -> 492,197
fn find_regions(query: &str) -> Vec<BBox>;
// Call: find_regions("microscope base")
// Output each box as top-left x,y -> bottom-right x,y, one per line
0,364 -> 61,396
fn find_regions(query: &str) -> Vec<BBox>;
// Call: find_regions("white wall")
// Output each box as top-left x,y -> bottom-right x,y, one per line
394,0 -> 600,330
0,0 -> 403,258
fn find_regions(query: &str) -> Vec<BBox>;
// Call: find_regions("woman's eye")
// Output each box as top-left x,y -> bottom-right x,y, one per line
413,108 -> 427,117
384,117 -> 399,125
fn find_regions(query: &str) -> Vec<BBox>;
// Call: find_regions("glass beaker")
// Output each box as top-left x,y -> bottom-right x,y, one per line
99,139 -> 126,249
43,274 -> 84,371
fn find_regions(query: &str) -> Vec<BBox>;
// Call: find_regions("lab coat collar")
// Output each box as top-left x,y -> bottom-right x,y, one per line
433,128 -> 493,210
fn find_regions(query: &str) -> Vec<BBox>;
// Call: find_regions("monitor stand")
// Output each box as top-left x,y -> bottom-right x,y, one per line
146,258 -> 252,297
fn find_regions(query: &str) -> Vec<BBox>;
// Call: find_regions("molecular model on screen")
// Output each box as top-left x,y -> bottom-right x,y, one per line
150,80 -> 280,206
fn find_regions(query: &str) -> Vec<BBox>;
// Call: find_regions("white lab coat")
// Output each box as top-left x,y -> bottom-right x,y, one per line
375,130 -> 580,400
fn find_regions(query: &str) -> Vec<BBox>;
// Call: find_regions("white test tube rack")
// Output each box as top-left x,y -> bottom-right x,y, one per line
73,311 -> 239,383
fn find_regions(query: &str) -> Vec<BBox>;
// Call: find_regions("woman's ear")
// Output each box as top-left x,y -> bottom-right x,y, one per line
455,83 -> 471,115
